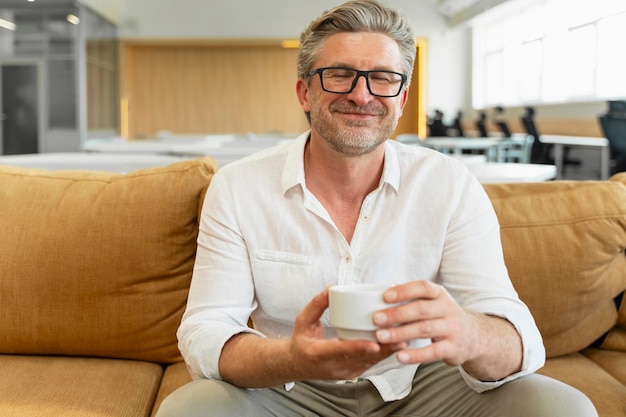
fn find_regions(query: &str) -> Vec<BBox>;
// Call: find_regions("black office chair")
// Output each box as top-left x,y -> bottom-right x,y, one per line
427,109 -> 449,137
599,101 -> 626,176
496,121 -> 511,138
521,107 -> 549,164
475,111 -> 488,137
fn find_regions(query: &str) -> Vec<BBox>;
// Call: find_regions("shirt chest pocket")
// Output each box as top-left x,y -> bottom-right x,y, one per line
251,250 -> 317,320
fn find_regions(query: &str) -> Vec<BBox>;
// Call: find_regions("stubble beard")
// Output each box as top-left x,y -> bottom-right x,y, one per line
312,103 -> 398,157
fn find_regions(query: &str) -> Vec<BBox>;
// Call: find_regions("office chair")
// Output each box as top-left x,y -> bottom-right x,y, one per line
521,107 -> 549,164
492,106 -> 511,138
496,121 -> 511,138
427,109 -> 449,137
599,101 -> 626,175
475,111 -> 488,137
452,111 -> 465,137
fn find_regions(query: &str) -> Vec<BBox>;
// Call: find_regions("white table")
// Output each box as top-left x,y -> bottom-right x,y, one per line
424,137 -> 501,161
0,152 -> 188,173
539,135 -> 610,180
467,162 -> 556,183
83,134 -> 294,167
82,135 -> 236,154
451,154 -> 488,165
170,137 -> 295,167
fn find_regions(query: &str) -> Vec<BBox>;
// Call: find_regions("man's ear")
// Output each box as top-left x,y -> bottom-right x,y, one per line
296,79 -> 311,112
399,87 -> 409,110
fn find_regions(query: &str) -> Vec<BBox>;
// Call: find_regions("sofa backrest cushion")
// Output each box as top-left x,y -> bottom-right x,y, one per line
484,175 -> 626,358
602,173 -> 626,352
0,158 -> 216,363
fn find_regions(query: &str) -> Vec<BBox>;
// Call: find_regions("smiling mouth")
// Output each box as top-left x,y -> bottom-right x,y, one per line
333,107 -> 383,118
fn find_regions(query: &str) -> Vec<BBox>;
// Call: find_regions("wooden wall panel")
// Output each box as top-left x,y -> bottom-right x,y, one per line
535,118 -> 603,137
120,39 -> 426,140
461,117 -> 604,138
120,41 -> 308,139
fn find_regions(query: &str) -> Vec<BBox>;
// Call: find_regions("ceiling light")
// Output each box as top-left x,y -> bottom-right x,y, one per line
66,14 -> 80,25
0,18 -> 16,31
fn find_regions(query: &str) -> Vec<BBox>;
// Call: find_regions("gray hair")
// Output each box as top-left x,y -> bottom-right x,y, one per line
297,0 -> 416,84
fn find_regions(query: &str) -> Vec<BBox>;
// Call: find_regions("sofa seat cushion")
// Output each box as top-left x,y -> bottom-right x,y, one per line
583,347 -> 626,386
0,355 -> 163,417
483,178 -> 626,357
539,352 -> 626,417
0,158 -> 216,363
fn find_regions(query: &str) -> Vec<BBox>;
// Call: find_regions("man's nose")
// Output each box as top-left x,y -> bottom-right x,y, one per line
347,74 -> 373,103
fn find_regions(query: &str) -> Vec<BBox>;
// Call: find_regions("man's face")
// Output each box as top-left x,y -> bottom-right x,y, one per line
297,32 -> 409,156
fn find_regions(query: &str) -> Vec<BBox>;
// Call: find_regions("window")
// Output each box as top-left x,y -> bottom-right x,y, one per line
472,0 -> 626,108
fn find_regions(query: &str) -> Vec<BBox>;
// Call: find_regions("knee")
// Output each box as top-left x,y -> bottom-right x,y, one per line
154,379 -> 257,417
486,374 -> 597,417
153,380 -> 207,417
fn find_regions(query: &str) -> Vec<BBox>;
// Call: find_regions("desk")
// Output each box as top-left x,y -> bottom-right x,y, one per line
539,135 -> 610,180
424,137 -> 501,160
82,134 -> 293,167
171,137 -> 294,166
467,163 -> 556,183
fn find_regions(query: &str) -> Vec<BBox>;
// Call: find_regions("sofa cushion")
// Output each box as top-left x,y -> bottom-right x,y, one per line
483,177 -> 626,357
583,347 -> 626,386
0,355 -> 163,417
0,158 -> 216,363
602,172 -> 626,352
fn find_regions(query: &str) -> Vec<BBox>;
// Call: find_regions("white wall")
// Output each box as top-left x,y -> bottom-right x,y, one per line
102,0 -> 469,124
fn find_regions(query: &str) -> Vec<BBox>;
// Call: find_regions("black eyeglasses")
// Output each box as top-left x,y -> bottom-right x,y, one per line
308,67 -> 407,98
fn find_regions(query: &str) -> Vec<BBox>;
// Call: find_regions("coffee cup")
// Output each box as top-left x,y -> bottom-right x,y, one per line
328,283 -> 393,341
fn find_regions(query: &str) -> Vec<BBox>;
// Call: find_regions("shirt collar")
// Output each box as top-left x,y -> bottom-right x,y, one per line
281,131 -> 310,194
281,130 -> 401,195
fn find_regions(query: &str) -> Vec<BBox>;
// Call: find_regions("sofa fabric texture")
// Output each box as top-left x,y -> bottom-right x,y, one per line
0,158 -> 216,416
483,173 -> 626,416
484,174 -> 626,358
0,159 -> 216,363
0,157 -> 625,416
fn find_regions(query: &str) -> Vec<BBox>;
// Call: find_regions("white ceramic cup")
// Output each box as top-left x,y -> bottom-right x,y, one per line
328,283 -> 393,341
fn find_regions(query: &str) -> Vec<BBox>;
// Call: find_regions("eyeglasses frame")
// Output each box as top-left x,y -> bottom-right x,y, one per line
307,67 -> 408,98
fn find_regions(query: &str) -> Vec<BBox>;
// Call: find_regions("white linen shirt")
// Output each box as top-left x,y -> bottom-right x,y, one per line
178,131 -> 545,401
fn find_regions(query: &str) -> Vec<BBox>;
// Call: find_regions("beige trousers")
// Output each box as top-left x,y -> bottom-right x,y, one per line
155,361 -> 597,417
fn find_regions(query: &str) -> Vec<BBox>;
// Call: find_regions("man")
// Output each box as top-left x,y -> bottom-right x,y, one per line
157,1 -> 597,415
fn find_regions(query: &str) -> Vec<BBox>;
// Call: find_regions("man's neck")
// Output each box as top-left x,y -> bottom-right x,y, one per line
304,135 -> 385,201
303,135 -> 385,242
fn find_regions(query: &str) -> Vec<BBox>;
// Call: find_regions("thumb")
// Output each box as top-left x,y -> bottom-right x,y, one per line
296,286 -> 330,329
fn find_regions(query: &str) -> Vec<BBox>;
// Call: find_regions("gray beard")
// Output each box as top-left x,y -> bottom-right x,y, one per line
313,113 -> 398,157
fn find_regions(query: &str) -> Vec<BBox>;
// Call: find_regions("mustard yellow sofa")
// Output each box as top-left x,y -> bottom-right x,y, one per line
0,157 -> 625,417
485,174 -> 626,417
0,158 -> 216,417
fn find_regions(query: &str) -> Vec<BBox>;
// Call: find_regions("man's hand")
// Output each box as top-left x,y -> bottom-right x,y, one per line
288,287 -> 406,382
219,287 -> 405,388
372,281 -> 523,382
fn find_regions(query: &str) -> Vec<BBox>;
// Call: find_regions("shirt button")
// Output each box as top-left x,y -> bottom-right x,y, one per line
344,256 -> 351,263
362,214 -> 370,221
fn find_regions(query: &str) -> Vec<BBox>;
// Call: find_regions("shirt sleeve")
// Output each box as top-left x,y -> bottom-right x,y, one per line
439,172 -> 546,392
177,170 -> 265,380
